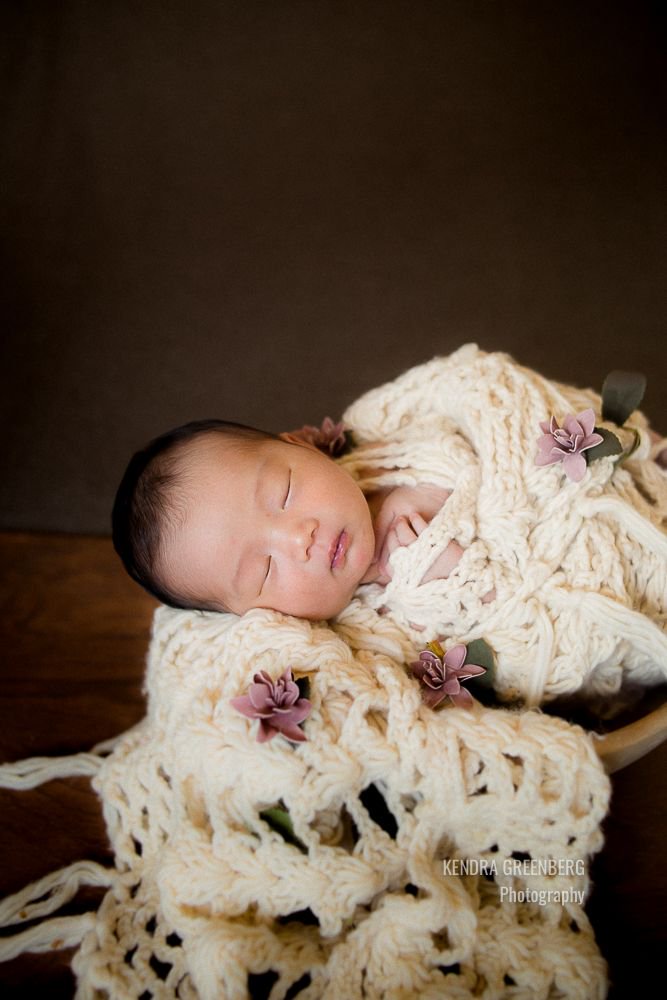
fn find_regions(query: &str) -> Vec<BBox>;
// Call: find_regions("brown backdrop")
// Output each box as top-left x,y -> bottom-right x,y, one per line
1,0 -> 665,534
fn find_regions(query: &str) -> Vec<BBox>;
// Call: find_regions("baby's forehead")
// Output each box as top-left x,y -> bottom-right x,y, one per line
179,434 -> 286,511
162,431 -> 269,547
178,430 -> 267,471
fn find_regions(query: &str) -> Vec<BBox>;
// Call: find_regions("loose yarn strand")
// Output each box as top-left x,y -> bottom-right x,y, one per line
0,755 -> 113,963
0,860 -> 113,929
91,721 -> 146,757
0,913 -> 98,962
0,860 -> 113,962
0,752 -> 103,790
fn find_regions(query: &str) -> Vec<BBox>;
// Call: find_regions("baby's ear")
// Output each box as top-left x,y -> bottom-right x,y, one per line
278,431 -> 320,452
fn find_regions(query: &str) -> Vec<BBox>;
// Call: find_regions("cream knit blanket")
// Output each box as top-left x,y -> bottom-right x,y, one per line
336,344 -> 667,707
5,345 -> 657,998
1,604 -> 611,999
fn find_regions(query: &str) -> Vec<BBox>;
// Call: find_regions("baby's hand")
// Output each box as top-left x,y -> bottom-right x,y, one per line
364,483 -> 451,585
417,539 -> 495,601
373,513 -> 466,587
418,538 -> 465,584
360,481 -> 496,603
374,511 -> 430,585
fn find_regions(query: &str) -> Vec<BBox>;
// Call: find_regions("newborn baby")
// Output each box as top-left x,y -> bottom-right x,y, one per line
112,420 -> 467,619
114,345 -> 667,708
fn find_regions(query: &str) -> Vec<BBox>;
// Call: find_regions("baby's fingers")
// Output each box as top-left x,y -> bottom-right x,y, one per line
408,512 -> 429,536
376,530 -> 400,582
419,539 -> 465,584
390,515 -> 420,547
372,504 -> 401,561
377,516 -> 419,580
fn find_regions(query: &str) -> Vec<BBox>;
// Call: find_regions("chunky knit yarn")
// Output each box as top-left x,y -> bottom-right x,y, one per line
0,604 -> 611,998
4,345 -> 652,998
336,344 -> 667,707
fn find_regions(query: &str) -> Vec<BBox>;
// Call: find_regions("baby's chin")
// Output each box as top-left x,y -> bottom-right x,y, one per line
329,573 -> 371,619
295,579 -> 363,621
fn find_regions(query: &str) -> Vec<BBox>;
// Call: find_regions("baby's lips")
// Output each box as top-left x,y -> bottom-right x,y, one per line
328,532 -> 339,567
329,529 -> 350,570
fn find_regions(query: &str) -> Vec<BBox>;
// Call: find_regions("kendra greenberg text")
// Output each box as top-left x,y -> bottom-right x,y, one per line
442,858 -> 586,877
442,858 -> 587,906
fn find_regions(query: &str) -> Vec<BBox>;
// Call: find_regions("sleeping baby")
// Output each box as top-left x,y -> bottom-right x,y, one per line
111,417 -> 472,620
113,345 -> 667,708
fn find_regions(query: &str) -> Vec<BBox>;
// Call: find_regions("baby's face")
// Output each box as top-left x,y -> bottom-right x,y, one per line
160,434 -> 376,619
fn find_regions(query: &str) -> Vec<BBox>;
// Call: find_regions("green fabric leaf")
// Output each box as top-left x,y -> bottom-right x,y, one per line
464,639 -> 495,689
601,371 -> 646,426
260,803 -> 308,853
586,428 -> 623,462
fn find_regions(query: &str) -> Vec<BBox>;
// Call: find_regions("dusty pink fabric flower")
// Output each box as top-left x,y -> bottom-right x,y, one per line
535,408 -> 603,483
410,642 -> 486,710
230,667 -> 312,743
287,417 -> 348,456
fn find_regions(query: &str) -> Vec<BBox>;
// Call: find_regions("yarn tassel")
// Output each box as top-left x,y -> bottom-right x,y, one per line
0,860 -> 113,961
0,912 -> 97,962
0,751 -> 116,962
0,752 -> 102,789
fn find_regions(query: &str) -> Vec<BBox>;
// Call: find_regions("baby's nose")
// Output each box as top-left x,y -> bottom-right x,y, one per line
280,517 -> 318,560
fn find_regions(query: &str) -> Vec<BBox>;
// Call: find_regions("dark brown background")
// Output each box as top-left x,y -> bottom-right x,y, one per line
1,1 -> 665,997
1,0 -> 666,533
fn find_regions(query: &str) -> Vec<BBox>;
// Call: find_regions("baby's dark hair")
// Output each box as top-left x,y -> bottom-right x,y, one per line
112,419 -> 276,609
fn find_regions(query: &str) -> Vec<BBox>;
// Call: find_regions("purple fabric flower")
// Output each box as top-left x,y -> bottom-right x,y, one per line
287,417 -> 348,456
535,408 -> 604,483
230,667 -> 312,743
410,642 -> 486,710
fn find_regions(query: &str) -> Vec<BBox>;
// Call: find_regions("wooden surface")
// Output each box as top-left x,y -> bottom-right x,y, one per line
1,531 -> 666,998
0,532 -> 157,998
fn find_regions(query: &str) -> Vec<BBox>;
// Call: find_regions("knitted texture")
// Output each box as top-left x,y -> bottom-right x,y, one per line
2,345 -> 644,999
336,344 -> 667,707
55,604 -> 611,999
